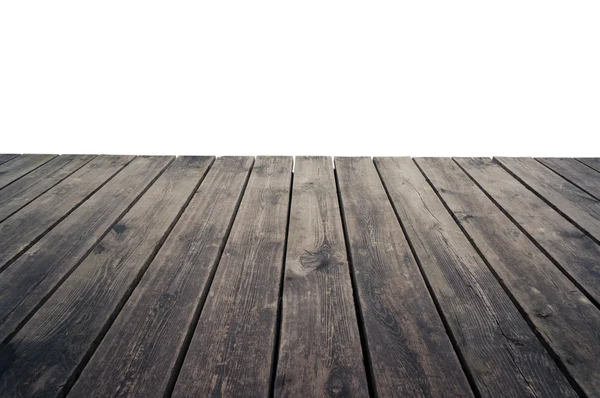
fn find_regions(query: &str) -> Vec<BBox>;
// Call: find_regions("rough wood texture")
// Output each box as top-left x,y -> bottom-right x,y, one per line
375,157 -> 575,397
0,156 -> 170,346
0,155 -> 95,222
496,157 -> 600,242
577,158 -> 600,172
417,157 -> 600,396
336,157 -> 472,397
0,156 -> 211,398
68,156 -> 253,398
172,156 -> 292,397
537,157 -> 600,200
0,155 -> 19,166
456,157 -> 600,307
0,154 -> 55,190
274,156 -> 369,397
0,155 -> 133,271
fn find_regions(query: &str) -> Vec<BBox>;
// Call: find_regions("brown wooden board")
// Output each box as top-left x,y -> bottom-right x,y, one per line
577,158 -> 600,173
374,157 -> 575,397
417,157 -> 600,396
0,154 -> 56,190
456,157 -> 600,308
0,156 -> 171,346
0,155 -> 134,271
496,157 -> 600,242
335,157 -> 473,397
172,156 -> 292,397
0,155 -> 96,222
537,157 -> 600,200
274,156 -> 369,397
68,156 -> 253,398
0,155 -> 19,166
0,156 -> 212,397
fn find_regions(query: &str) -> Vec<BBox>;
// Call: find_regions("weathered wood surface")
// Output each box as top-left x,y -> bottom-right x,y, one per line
417,157 -> 600,396
0,154 -> 55,190
577,158 -> 600,172
496,157 -> 600,242
0,156 -> 211,397
336,157 -> 472,397
0,154 -> 19,166
172,157 -> 292,397
0,156 -> 169,346
0,155 -> 134,271
456,157 -> 600,307
68,156 -> 253,398
375,157 -> 575,397
537,157 -> 600,200
274,156 -> 369,397
0,155 -> 95,222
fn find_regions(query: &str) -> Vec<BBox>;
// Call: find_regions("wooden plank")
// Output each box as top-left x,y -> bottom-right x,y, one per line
0,156 -> 171,346
68,156 -> 253,398
335,157 -> 472,397
496,157 -> 600,242
0,156 -> 212,397
537,157 -> 600,200
172,156 -> 292,397
0,154 -> 19,166
274,156 -> 369,397
456,158 -> 600,306
0,155 -> 96,222
417,157 -> 600,396
577,158 -> 600,173
374,157 -> 576,397
0,155 -> 134,271
0,154 -> 56,190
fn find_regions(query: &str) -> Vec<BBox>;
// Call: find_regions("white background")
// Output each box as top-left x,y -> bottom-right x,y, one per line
1,1 -> 599,156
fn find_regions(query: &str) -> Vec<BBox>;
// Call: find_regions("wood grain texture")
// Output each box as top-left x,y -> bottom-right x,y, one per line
0,156 -> 171,347
172,156 -> 292,398
537,157 -> 600,200
0,155 -> 96,222
336,157 -> 472,397
68,156 -> 253,398
375,157 -> 575,398
417,157 -> 600,396
496,157 -> 600,242
577,158 -> 600,173
0,154 -> 56,190
0,155 -> 19,166
456,157 -> 600,307
0,156 -> 211,398
274,156 -> 369,397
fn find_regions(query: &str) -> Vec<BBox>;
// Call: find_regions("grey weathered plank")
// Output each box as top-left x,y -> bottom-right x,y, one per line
577,158 -> 600,173
172,156 -> 292,397
0,156 -> 212,398
336,157 -> 472,397
374,157 -> 575,397
0,155 -> 134,271
537,157 -> 600,200
456,157 -> 600,307
0,156 -> 171,346
274,156 -> 369,397
0,154 -> 56,190
0,155 -> 96,222
417,157 -> 600,396
496,157 -> 600,241
0,155 -> 19,166
68,156 -> 253,398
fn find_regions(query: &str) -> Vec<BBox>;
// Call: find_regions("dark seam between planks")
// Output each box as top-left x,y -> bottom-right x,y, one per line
268,169 -> 294,398
453,158 -> 600,311
373,159 -> 481,398
0,155 -> 98,224
493,158 -> 600,247
334,167 -> 377,398
414,159 -> 586,397
0,155 -> 20,166
61,157 -> 214,397
163,157 -> 256,398
575,159 -> 600,174
535,158 -> 600,202
0,155 -> 58,192
0,156 -> 175,350
0,156 -> 136,275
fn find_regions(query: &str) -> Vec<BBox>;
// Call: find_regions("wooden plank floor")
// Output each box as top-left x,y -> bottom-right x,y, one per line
0,155 -> 599,397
